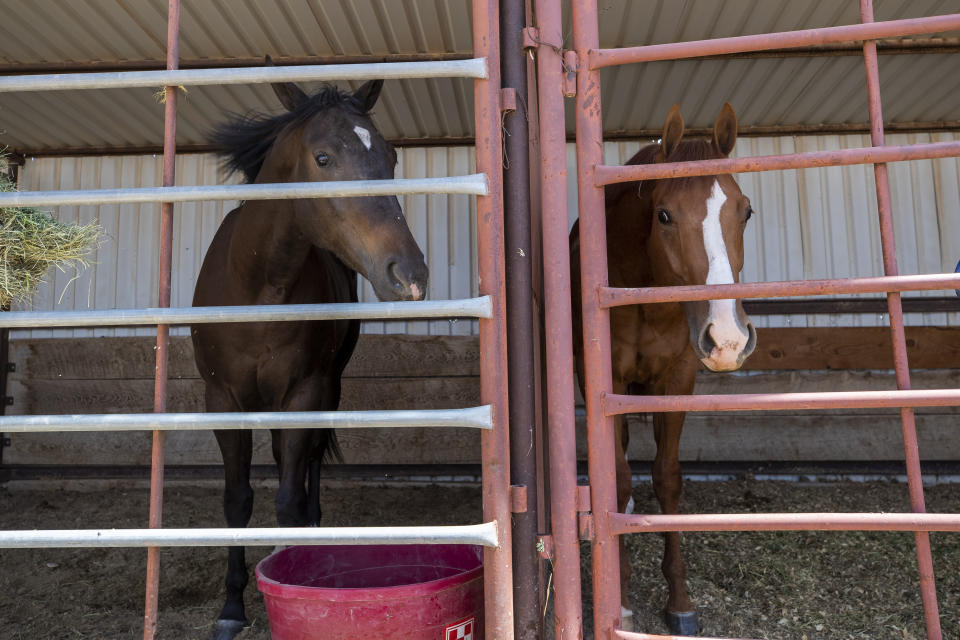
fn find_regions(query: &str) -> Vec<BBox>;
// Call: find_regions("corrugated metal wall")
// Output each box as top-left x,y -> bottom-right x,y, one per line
12,132 -> 960,338
12,147 -> 479,338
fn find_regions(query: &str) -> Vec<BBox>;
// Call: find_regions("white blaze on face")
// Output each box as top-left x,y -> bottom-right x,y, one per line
702,179 -> 749,370
353,125 -> 372,150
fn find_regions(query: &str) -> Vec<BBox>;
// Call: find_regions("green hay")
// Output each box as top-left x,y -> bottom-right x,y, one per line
0,156 -> 102,308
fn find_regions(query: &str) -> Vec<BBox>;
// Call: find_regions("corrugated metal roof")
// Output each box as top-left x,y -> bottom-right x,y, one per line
0,0 -> 958,152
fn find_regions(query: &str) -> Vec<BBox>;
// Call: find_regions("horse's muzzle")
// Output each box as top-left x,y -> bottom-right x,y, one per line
387,259 -> 429,301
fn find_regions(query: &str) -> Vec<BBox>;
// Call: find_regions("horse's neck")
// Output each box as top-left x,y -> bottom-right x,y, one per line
228,200 -> 313,295
605,185 -> 685,328
605,188 -> 653,288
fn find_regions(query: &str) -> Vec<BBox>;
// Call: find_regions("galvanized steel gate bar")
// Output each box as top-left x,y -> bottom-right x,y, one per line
548,2 -> 960,640
0,1 -> 515,638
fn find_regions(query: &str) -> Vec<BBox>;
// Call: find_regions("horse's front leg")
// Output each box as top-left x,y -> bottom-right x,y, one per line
274,375 -> 337,527
652,362 -> 699,636
209,386 -> 254,640
612,390 -> 636,631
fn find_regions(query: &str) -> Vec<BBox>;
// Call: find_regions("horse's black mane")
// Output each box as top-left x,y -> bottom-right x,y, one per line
605,138 -> 721,203
210,85 -> 368,183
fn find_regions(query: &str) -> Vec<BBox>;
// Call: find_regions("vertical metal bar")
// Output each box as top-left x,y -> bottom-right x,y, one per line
501,1 -> 541,638
474,1 -> 515,638
143,1 -> 179,638
859,2 -> 942,638
570,0 -> 622,637
533,0 -> 585,637
0,316 -> 9,463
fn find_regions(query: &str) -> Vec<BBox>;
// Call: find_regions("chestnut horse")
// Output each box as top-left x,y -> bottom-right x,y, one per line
192,77 -> 428,640
572,104 -> 756,635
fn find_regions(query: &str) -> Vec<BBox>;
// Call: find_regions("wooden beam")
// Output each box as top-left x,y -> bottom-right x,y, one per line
746,326 -> 960,370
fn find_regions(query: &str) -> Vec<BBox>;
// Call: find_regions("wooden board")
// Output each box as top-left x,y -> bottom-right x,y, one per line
6,331 -> 960,466
10,334 -> 481,381
746,326 -> 960,370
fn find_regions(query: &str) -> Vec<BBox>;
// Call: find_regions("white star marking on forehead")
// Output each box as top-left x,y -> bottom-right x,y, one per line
353,125 -> 372,150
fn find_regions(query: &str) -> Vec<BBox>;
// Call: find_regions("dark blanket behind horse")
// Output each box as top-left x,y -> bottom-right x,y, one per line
192,74 -> 428,640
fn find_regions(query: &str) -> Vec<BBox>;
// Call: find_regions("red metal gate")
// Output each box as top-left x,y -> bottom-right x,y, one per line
534,2 -> 960,639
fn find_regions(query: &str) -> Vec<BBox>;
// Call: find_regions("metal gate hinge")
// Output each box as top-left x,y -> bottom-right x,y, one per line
522,27 -> 539,52
578,513 -> 595,541
509,484 -> 528,513
562,51 -> 579,97
500,88 -> 517,114
5,362 -> 14,373
576,485 -> 591,512
3,396 -> 12,407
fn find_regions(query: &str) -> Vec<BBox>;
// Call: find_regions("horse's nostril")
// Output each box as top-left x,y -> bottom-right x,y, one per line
698,324 -> 716,356
387,261 -> 404,290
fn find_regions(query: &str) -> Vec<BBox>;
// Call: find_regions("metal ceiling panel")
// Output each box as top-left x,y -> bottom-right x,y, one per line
0,0 -> 958,152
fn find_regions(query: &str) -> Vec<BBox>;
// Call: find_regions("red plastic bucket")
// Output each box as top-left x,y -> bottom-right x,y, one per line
255,544 -> 483,640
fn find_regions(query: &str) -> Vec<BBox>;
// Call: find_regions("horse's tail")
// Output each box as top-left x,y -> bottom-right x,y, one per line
323,429 -> 343,463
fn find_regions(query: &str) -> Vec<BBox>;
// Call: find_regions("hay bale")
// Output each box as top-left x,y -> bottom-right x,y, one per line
0,156 -> 102,308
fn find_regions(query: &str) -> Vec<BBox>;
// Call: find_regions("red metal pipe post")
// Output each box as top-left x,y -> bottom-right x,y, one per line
570,0 -> 623,637
143,2 -> 179,639
860,1 -> 942,637
533,0 -> 585,636
474,0 -> 515,637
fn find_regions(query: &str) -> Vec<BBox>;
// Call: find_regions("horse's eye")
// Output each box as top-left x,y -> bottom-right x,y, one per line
657,208 -> 672,225
745,205 -> 753,222
315,152 -> 329,167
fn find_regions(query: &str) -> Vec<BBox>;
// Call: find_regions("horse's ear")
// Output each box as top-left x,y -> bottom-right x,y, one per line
353,79 -> 385,113
658,104 -> 684,162
713,102 -> 738,157
265,55 -> 309,111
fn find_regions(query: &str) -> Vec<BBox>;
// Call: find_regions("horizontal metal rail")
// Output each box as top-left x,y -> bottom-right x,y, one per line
0,522 -> 499,548
603,389 -> 960,415
0,406 -> 493,433
599,274 -> 960,308
608,511 -> 960,534
593,141 -> 960,186
0,175 -> 489,208
613,632 -> 751,640
0,296 -> 492,328
614,633 -> 751,640
0,59 -> 488,92
591,13 -> 960,68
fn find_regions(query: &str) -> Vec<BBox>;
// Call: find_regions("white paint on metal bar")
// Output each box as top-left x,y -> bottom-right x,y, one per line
0,59 -> 488,93
0,174 -> 489,208
0,522 -> 499,548
0,405 -> 493,433
0,296 -> 492,328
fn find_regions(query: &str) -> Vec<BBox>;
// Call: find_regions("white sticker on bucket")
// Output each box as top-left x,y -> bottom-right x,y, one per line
444,616 -> 475,640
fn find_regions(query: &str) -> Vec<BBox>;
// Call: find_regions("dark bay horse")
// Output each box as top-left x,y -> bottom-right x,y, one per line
192,77 -> 428,640
571,104 -> 757,636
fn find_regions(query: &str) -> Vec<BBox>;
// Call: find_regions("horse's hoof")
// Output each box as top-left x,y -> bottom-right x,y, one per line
665,610 -> 699,636
210,619 -> 246,640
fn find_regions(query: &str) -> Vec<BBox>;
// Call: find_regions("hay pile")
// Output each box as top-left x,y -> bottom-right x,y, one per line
0,156 -> 101,308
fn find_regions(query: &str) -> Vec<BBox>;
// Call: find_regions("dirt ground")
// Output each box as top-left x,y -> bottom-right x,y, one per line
1,477 -> 958,640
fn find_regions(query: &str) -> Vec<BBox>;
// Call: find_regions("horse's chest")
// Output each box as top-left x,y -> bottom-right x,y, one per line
632,319 -> 692,384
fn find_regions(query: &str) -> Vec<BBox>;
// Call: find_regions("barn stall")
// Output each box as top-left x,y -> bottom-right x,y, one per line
2,0 -> 960,639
